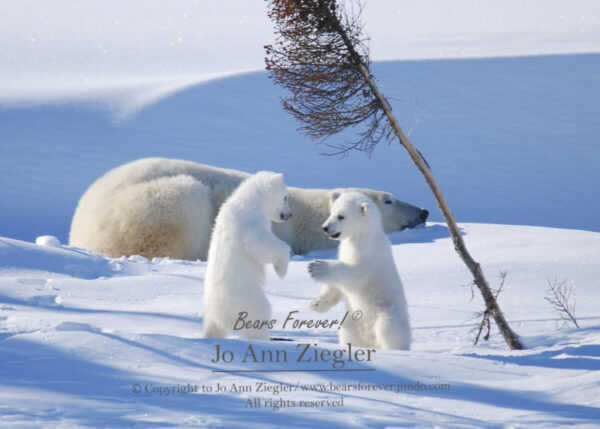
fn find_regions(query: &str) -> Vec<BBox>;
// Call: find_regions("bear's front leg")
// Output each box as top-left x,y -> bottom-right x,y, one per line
243,229 -> 290,278
310,284 -> 342,313
307,259 -> 331,282
308,259 -> 367,286
272,243 -> 290,279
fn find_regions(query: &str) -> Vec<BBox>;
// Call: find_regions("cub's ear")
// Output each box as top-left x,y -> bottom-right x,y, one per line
360,202 -> 368,215
268,173 -> 285,187
330,191 -> 341,205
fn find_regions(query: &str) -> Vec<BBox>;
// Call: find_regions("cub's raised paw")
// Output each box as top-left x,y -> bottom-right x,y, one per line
310,296 -> 331,313
308,259 -> 329,282
274,257 -> 289,279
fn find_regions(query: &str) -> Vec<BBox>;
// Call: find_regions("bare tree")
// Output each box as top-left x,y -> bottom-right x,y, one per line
265,0 -> 523,349
545,278 -> 580,328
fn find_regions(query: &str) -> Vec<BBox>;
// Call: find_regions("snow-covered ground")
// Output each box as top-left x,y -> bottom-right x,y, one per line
1,224 -> 599,427
1,1 -> 599,427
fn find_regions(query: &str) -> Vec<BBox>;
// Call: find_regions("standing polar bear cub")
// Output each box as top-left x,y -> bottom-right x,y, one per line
309,192 -> 411,350
203,171 -> 292,340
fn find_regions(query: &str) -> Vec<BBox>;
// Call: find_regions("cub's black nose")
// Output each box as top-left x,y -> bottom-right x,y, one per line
322,226 -> 329,233
420,210 -> 429,222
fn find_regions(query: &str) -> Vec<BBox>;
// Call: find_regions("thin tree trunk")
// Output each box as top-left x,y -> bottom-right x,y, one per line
364,67 -> 522,349
376,85 -> 522,349
323,4 -> 523,349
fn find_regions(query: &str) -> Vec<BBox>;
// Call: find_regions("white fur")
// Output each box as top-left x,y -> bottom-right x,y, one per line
69,158 -> 427,260
203,171 -> 291,340
308,192 -> 411,350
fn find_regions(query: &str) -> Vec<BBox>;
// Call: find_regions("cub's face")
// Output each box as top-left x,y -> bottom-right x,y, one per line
267,174 -> 292,224
328,188 -> 427,233
321,191 -> 376,240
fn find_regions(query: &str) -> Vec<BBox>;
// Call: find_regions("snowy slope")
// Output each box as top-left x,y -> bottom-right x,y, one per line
2,54 -> 600,243
1,0 -> 598,114
1,0 -> 600,427
1,224 -> 599,428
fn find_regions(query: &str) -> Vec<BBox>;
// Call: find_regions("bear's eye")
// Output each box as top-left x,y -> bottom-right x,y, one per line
384,200 -> 393,205
337,215 -> 345,220
284,195 -> 288,202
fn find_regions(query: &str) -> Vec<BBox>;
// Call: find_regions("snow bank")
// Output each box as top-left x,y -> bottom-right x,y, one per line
0,224 -> 599,427
1,0 -> 598,114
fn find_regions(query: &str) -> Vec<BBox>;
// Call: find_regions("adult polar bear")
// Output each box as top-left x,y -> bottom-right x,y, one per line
69,157 -> 428,260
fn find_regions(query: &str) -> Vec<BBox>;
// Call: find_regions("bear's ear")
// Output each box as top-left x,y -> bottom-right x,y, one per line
268,173 -> 284,186
360,202 -> 369,216
330,191 -> 341,205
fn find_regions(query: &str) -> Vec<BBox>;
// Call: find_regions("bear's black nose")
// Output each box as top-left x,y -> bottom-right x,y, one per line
322,226 -> 329,233
420,210 -> 429,222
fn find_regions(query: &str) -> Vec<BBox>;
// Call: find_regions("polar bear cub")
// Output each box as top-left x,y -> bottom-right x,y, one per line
308,191 -> 411,350
203,171 -> 292,340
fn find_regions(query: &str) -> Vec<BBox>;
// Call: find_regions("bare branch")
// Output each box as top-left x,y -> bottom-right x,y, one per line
545,278 -> 580,329
265,0 -> 391,155
473,271 -> 508,345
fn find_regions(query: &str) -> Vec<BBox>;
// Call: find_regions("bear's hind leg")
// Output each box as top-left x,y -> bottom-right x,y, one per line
374,313 -> 411,351
239,326 -> 271,341
339,319 -> 364,347
237,293 -> 272,341
203,319 -> 230,339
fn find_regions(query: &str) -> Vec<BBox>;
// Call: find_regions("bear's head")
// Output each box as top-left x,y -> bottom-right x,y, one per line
254,171 -> 292,223
322,191 -> 383,240
329,188 -> 428,233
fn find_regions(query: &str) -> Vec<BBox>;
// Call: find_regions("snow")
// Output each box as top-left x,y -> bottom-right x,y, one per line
35,235 -> 61,248
2,54 -> 600,243
1,225 -> 599,427
1,0 -> 598,115
1,0 -> 600,427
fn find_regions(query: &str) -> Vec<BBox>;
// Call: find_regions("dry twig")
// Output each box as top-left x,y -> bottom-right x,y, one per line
545,279 -> 580,328
474,271 -> 507,344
